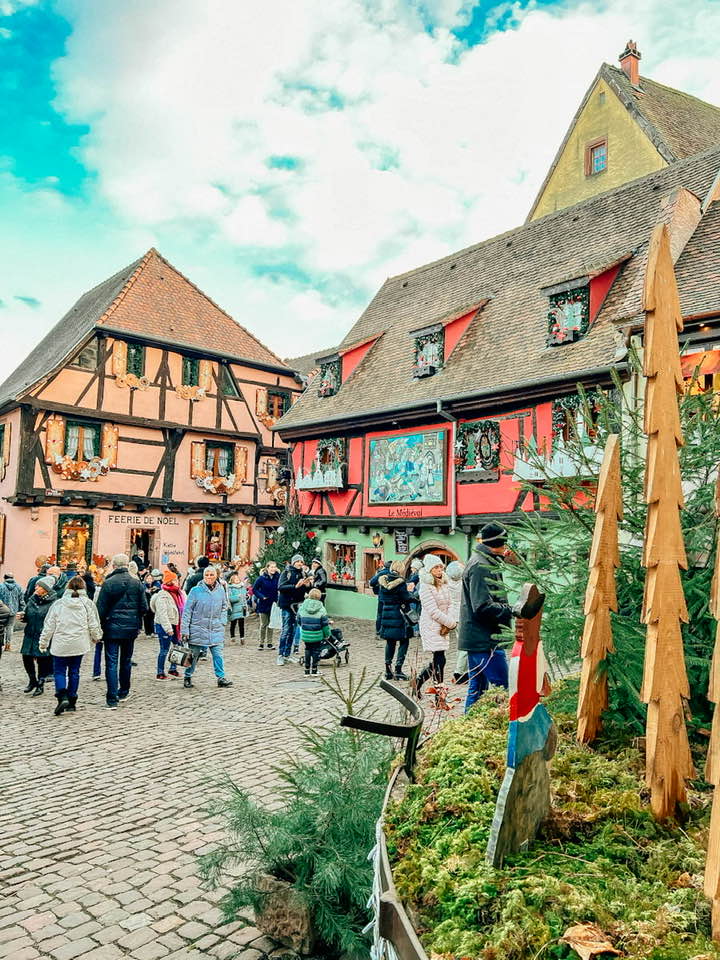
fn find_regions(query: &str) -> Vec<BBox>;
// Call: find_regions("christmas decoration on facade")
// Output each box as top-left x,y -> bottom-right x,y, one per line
547,285 -> 590,346
640,223 -> 694,820
413,328 -> 444,377
551,392 -> 600,442
455,419 -> 501,479
577,434 -> 622,744
295,438 -> 346,490
317,358 -> 341,398
327,542 -> 356,583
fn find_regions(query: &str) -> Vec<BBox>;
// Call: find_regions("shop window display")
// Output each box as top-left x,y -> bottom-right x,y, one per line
326,541 -> 357,585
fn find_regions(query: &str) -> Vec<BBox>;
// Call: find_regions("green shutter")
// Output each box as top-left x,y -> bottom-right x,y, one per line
182,357 -> 199,386
126,343 -> 145,377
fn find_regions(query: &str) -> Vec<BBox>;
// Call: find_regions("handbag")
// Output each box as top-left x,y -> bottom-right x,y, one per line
400,605 -> 420,627
168,643 -> 194,667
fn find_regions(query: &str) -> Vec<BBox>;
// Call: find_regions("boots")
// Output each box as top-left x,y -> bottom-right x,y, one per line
54,689 -> 70,716
66,695 -> 77,713
23,679 -> 38,694
394,666 -> 409,681
32,679 -> 46,697
385,664 -> 394,680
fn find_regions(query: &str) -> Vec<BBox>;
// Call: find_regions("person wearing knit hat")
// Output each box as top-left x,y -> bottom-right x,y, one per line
184,555 -> 210,594
276,555 -> 312,666
151,570 -> 186,679
19,576 -> 58,696
459,523 -> 545,713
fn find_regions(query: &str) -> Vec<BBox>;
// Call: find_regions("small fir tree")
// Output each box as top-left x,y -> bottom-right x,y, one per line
251,494 -> 319,579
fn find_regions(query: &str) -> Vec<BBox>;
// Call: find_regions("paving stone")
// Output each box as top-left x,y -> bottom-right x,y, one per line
118,927 -> 157,950
50,938 -> 98,960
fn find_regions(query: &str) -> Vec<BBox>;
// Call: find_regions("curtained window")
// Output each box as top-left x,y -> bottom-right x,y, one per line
65,422 -> 100,462
206,443 -> 234,478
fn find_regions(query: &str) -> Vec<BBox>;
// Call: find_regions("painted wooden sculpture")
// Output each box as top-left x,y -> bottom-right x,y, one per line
577,433 -> 622,744
704,475 -> 720,939
486,584 -> 556,867
640,222 -> 694,820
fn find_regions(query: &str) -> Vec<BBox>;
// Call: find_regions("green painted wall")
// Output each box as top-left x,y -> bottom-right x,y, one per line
318,525 -> 471,620
531,77 -> 666,220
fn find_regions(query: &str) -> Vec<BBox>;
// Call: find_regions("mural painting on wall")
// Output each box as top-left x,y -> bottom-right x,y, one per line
368,430 -> 446,505
455,419 -> 501,482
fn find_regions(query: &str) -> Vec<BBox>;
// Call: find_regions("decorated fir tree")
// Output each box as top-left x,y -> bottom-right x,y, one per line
251,495 -> 319,579
640,223 -> 694,820
577,433 -> 622,745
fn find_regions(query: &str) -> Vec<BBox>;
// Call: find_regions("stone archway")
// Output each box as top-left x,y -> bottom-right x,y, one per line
403,539 -> 460,576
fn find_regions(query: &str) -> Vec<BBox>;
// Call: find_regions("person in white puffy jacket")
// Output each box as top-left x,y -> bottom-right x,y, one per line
39,575 -> 102,716
412,555 -> 457,699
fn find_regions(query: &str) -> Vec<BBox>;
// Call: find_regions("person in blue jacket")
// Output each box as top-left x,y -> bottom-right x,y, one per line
180,566 -> 233,690
253,561 -> 279,650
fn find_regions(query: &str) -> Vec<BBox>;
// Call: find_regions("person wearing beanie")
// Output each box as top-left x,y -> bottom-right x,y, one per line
24,563 -> 50,603
184,555 -> 210,593
150,569 -> 186,679
412,556 -> 456,700
458,523 -> 545,713
19,576 -> 57,696
445,560 -> 467,683
276,555 -> 312,666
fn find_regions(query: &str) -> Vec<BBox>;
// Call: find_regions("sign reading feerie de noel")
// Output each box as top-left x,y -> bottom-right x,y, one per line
106,513 -> 180,526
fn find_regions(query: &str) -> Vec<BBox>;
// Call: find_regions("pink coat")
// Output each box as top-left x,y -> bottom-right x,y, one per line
418,572 -> 456,652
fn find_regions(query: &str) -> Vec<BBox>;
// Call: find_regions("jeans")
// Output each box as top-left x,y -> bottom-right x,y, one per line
259,613 -> 274,647
384,638 -> 409,672
53,654 -> 83,698
185,643 -> 225,679
155,625 -> 173,675
465,648 -> 509,713
304,643 -> 321,673
105,637 -> 135,705
279,609 -> 296,658
93,640 -> 103,677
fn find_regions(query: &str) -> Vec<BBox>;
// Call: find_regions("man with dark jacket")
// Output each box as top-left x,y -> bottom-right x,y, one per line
276,555 -> 311,666
96,553 -> 147,709
369,558 -> 392,636
459,522 -> 544,713
184,556 -> 210,593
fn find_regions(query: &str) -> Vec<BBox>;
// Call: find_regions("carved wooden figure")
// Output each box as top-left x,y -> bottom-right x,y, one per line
640,223 -> 694,820
577,433 -> 622,744
704,474 -> 720,939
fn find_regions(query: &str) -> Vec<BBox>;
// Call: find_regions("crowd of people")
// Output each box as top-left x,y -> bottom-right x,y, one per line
0,550 -> 334,714
0,520 -> 544,717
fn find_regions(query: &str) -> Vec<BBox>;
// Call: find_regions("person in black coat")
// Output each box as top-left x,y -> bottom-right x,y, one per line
276,555 -> 311,665
377,561 -> 415,681
96,554 -> 148,709
253,561 -> 279,650
184,556 -> 210,593
310,559 -> 327,601
19,576 -> 57,696
369,558 -> 392,636
459,522 -> 544,713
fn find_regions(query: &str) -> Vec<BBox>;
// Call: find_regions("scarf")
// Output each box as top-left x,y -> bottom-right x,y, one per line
163,583 -> 185,640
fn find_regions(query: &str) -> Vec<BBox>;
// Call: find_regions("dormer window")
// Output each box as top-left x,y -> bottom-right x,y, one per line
547,285 -> 590,346
412,325 -> 444,378
317,357 -> 341,398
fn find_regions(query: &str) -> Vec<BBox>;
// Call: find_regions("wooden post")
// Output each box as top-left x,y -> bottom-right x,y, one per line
577,434 -> 622,744
704,475 -> 720,938
640,223 -> 694,820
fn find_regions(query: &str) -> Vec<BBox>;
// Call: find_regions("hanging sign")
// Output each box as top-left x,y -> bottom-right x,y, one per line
394,530 -> 410,554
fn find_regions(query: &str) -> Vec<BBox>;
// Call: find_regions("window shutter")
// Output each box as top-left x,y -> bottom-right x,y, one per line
234,443 -> 248,482
45,414 -> 66,463
0,422 -> 10,481
0,514 -> 6,563
112,340 -> 128,377
190,441 -> 205,478
188,519 -> 205,564
101,423 -> 119,468
198,360 -> 212,392
256,388 -> 268,416
236,520 -> 252,564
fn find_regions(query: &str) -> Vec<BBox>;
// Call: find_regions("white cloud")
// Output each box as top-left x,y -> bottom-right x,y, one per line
3,0 -> 719,372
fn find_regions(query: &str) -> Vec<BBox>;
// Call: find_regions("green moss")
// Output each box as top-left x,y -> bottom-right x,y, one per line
384,686 -> 719,960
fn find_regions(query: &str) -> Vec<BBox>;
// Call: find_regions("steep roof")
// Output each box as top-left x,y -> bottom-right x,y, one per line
285,346 -> 341,379
0,249 -> 290,409
526,63 -> 720,222
277,146 -> 720,435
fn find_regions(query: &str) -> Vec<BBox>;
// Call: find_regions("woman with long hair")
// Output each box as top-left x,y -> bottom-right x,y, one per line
39,575 -> 102,715
413,555 -> 457,700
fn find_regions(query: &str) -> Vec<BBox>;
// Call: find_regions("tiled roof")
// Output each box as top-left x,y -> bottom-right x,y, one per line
0,249 -> 289,409
277,146 -> 720,434
285,346 -> 341,379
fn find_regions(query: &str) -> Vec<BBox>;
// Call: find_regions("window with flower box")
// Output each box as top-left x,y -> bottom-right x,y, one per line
547,285 -> 590,346
205,442 -> 235,479
296,438 -> 346,490
65,421 -> 101,462
551,394 -> 599,443
326,541 -> 356,586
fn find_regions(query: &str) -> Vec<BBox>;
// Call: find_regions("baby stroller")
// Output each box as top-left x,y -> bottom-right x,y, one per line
318,626 -> 350,667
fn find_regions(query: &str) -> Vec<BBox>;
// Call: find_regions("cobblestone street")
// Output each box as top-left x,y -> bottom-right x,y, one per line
0,617 -> 461,960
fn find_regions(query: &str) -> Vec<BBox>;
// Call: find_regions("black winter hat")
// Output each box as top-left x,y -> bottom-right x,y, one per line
478,522 -> 508,547
197,556 -> 211,569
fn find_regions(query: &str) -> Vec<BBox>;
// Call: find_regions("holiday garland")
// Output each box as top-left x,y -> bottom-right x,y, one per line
547,285 -> 590,346
414,329 -> 444,371
317,358 -> 341,397
455,419 -> 501,471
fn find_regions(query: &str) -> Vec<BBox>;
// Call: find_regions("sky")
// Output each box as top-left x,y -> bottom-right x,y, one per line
1,0 -> 719,382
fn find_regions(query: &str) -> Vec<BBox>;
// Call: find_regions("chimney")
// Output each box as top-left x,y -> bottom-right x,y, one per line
619,40 -> 641,87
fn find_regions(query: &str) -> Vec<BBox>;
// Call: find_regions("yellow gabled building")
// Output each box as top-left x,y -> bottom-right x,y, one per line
528,41 -> 720,221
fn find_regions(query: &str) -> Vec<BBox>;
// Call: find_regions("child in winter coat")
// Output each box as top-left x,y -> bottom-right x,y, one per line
39,575 -> 102,715
227,573 -> 248,643
297,588 -> 330,676
413,555 -> 457,699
